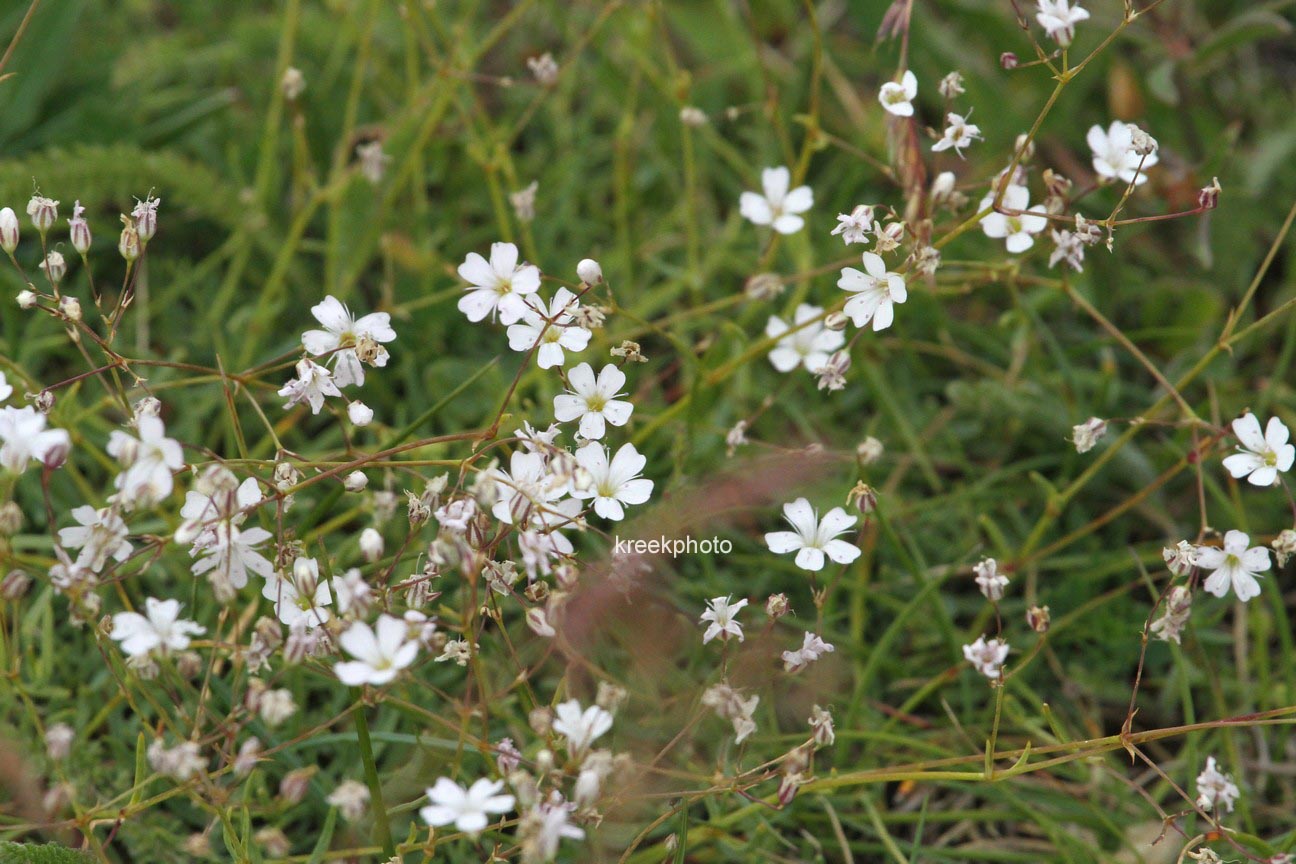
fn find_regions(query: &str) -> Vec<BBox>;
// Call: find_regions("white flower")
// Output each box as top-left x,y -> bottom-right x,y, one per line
520,794 -> 585,861
326,780 -> 370,822
1071,416 -> 1108,453
334,614 -> 420,686
932,112 -> 982,156
878,70 -> 918,117
262,570 -> 333,628
1222,413 -> 1294,487
553,363 -> 633,440
1036,0 -> 1090,46
183,480 -> 273,596
457,242 -> 541,325
831,204 -> 875,245
552,699 -> 613,757
58,506 -> 131,572
300,295 -> 395,388
739,166 -> 813,235
278,358 -> 342,414
420,777 -> 515,836
979,185 -> 1048,253
962,635 -> 1009,678
766,304 -> 846,373
1195,756 -> 1240,813
1087,121 -> 1158,186
782,632 -> 835,672
110,597 -> 205,657
974,558 -> 1009,601
506,288 -> 592,369
0,371 -> 11,402
764,498 -> 861,572
699,596 -> 748,644
0,405 -> 71,473
1196,530 -> 1270,603
701,683 -> 759,743
571,442 -> 653,521
491,450 -> 569,525
839,252 -> 907,332
107,415 -> 184,508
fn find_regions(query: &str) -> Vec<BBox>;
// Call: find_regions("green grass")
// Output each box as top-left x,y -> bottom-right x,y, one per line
1,0 -> 1295,862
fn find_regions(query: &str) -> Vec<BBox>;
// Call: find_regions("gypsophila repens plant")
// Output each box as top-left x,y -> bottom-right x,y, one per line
1,0 -> 1294,861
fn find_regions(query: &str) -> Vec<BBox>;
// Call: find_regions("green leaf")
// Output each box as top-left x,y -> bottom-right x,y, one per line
0,842 -> 92,864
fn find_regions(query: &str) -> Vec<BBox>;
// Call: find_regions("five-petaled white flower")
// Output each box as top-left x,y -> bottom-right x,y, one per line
334,614 -> 421,686
571,442 -> 653,521
979,185 -> 1048,253
766,304 -> 846,373
506,288 -> 592,369
765,498 -> 861,572
962,635 -> 1009,678
1036,0 -> 1090,46
839,252 -> 908,332
523,794 -> 586,860
300,295 -> 396,388
0,406 -> 70,473
58,505 -> 132,573
973,558 -> 1009,601
262,568 -> 334,628
278,358 -> 342,415
420,777 -> 515,836
552,699 -> 613,757
832,204 -> 875,245
878,70 -> 918,117
782,632 -> 835,672
107,415 -> 184,508
1195,530 -> 1270,603
491,450 -> 569,525
553,363 -> 633,440
739,166 -> 813,235
1087,121 -> 1158,186
699,595 -> 748,644
1222,412 -> 1293,487
457,241 -> 541,325
1195,756 -> 1240,813
932,112 -> 982,157
110,597 -> 205,658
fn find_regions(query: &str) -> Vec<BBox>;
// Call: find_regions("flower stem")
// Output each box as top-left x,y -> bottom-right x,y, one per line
351,690 -> 396,857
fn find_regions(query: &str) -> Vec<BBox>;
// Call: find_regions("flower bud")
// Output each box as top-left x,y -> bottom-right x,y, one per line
496,738 -> 521,776
577,258 -> 603,285
132,197 -> 160,244
69,202 -> 91,255
846,481 -> 877,514
1198,177 -> 1221,211
359,527 -> 384,562
744,272 -> 784,301
39,251 -> 67,285
824,311 -> 849,332
1026,605 -> 1051,633
26,195 -> 58,234
766,593 -> 790,619
41,437 -> 70,470
59,295 -> 81,322
281,66 -> 306,100
0,502 -> 22,536
1014,133 -> 1036,163
347,400 -> 373,426
279,766 -> 316,805
118,221 -> 140,262
0,207 -> 19,253
679,105 -> 708,127
344,471 -> 368,492
1,569 -> 31,600
45,723 -> 75,760
16,289 -> 37,309
1000,52 -> 1018,69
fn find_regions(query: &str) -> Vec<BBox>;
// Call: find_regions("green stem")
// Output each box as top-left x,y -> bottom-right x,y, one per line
352,690 -> 395,857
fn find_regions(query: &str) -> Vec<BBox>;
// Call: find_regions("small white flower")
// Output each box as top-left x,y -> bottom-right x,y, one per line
1071,416 -> 1108,453
1036,0 -> 1090,47
107,415 -> 184,508
420,777 -> 515,836
300,295 -> 396,388
979,185 -> 1048,253
1195,756 -> 1240,813
262,569 -> 333,628
278,358 -> 342,414
506,288 -> 592,369
831,204 -> 875,245
878,70 -> 918,117
110,597 -> 205,658
326,779 -> 371,822
764,498 -> 861,572
962,635 -> 1009,678
0,405 -> 71,473
553,363 -> 633,440
1222,412 -> 1294,487
520,794 -> 585,860
59,506 -> 132,573
490,450 -> 569,525
839,252 -> 908,332
571,441 -> 653,521
1196,530 -> 1270,603
700,682 -> 759,743
552,699 -> 613,757
1087,121 -> 1158,186
973,558 -> 1009,601
699,596 -> 748,644
457,242 -> 541,325
766,304 -> 846,373
739,166 -> 813,235
355,141 -> 391,184
334,614 -> 420,686
932,112 -> 982,156
781,632 -> 835,672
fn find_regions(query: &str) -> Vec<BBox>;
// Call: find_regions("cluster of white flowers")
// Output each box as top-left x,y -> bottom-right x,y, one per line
279,295 -> 395,420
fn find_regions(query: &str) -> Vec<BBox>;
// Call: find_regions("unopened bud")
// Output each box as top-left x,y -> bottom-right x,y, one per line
16,289 -> 38,309
40,251 -> 67,285
1014,133 -> 1035,162
1000,52 -> 1018,69
0,207 -> 19,253
279,766 -> 316,805
359,527 -> 384,563
59,295 -> 81,322
69,202 -> 91,254
343,471 -> 368,492
118,221 -> 140,262
766,593 -> 790,619
1198,177 -> 1221,210
824,311 -> 848,332
576,258 -> 603,285
1026,605 -> 1051,633
847,481 -> 877,514
744,272 -> 784,301
348,400 -> 373,426
1,569 -> 31,600
27,195 -> 58,234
